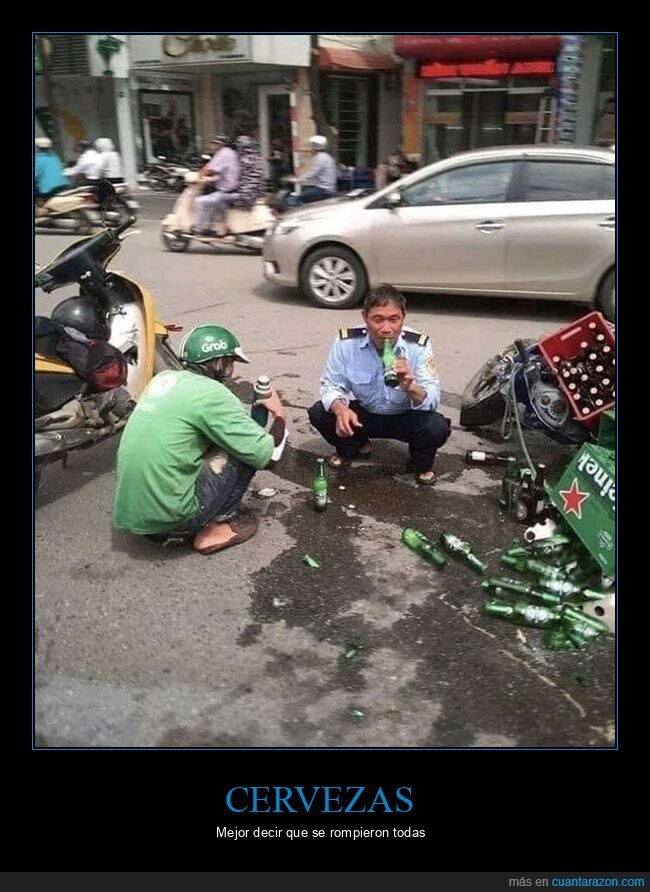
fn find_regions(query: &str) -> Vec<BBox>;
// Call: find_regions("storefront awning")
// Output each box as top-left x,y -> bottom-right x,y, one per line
394,35 -> 561,60
318,47 -> 397,72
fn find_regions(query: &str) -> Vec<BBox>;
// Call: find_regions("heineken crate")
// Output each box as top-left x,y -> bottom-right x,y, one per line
539,311 -> 615,424
546,443 -> 615,576
598,409 -> 616,451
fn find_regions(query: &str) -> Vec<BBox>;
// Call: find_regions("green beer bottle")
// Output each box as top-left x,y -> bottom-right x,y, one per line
536,577 -> 605,599
382,338 -> 399,388
544,627 -> 577,651
402,528 -> 447,568
482,599 -> 562,628
312,457 -> 328,512
498,457 -> 518,510
440,532 -> 487,573
562,605 -> 609,634
500,554 -> 567,581
481,576 -> 561,606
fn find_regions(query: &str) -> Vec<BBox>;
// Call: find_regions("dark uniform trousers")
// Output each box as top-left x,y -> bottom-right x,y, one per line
308,400 -> 451,473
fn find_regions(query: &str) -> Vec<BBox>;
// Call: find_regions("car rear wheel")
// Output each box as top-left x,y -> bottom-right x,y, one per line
300,246 -> 367,309
596,268 -> 615,322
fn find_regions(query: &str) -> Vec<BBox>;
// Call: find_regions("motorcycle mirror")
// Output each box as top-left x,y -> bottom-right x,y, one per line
95,179 -> 117,206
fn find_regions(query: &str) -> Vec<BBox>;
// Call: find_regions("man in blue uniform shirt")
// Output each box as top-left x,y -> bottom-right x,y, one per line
308,284 -> 451,485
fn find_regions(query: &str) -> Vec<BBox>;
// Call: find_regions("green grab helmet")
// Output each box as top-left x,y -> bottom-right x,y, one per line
179,325 -> 250,365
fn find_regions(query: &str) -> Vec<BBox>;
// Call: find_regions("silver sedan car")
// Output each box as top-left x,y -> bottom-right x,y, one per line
263,145 -> 615,320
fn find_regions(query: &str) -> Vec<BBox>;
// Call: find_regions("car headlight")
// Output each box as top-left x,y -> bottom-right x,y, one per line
275,215 -> 317,235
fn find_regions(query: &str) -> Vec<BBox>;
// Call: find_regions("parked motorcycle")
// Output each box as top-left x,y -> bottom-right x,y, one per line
35,181 -> 139,234
34,181 -> 182,492
270,169 -> 376,214
161,173 -> 275,253
460,338 -> 594,465
144,156 -> 191,192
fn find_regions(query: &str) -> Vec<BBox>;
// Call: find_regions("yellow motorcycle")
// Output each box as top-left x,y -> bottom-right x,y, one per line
35,181 -> 182,492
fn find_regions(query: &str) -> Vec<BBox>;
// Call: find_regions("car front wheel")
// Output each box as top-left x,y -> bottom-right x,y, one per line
300,245 -> 367,309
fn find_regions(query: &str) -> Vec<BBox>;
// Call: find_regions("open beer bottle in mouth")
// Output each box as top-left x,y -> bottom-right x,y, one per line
382,338 -> 399,388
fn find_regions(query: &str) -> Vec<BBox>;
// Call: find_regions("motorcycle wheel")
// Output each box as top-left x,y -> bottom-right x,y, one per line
460,338 -> 536,428
161,229 -> 190,253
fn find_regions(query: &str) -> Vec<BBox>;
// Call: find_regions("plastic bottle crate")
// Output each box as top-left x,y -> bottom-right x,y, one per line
538,311 -> 615,424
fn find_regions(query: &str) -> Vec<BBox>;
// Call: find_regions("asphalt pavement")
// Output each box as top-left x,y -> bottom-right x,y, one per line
34,192 -> 615,748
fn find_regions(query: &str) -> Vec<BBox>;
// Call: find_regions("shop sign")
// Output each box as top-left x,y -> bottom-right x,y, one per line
130,34 -> 250,66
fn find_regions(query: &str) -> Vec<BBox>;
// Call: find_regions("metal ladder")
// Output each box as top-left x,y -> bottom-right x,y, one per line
535,95 -> 557,143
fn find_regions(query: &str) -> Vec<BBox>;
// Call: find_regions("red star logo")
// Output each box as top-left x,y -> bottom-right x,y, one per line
559,478 -> 590,519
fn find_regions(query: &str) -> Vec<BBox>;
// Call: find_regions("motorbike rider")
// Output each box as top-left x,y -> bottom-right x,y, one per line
95,137 -> 123,183
192,134 -> 240,237
67,138 -> 102,186
287,135 -> 337,207
113,324 -> 287,555
232,135 -> 264,210
35,137 -> 69,201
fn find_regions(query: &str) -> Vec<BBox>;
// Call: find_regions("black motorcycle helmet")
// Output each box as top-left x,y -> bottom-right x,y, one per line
51,297 -> 110,340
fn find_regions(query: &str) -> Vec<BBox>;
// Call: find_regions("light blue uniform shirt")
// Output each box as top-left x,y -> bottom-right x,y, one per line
298,151 -> 337,193
319,326 -> 441,415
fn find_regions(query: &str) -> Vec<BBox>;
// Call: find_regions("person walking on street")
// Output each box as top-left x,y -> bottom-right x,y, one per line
308,284 -> 451,485
113,325 -> 287,554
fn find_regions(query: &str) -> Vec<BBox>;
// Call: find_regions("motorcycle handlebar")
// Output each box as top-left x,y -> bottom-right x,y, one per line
115,215 -> 137,237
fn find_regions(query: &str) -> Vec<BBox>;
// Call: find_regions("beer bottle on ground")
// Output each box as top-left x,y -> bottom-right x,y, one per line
514,468 -> 536,524
481,576 -> 561,605
482,599 -> 562,628
465,449 -> 516,466
382,338 -> 399,388
439,532 -> 487,573
312,458 -> 328,512
499,457 -> 519,510
402,528 -> 447,568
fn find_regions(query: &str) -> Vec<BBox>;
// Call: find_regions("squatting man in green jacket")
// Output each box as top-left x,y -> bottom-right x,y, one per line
113,325 -> 286,555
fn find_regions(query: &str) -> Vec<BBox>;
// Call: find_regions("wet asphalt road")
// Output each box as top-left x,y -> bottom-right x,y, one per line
34,192 -> 615,747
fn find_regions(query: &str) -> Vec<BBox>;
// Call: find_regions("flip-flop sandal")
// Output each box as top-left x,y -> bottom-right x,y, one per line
196,516 -> 259,555
326,453 -> 350,469
415,470 -> 438,486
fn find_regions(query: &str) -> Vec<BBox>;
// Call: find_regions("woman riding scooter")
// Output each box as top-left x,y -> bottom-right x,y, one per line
35,137 -> 69,201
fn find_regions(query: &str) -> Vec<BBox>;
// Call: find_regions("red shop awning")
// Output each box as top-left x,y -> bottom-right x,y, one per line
394,35 -> 561,60
318,46 -> 397,71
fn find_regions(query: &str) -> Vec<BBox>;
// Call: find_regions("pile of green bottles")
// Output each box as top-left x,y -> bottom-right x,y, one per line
480,532 -> 612,649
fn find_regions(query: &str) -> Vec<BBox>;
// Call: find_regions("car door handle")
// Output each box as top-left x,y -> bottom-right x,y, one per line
598,216 -> 616,229
475,220 -> 505,232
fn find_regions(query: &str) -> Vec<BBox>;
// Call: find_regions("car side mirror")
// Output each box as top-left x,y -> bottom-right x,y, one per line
386,191 -> 402,209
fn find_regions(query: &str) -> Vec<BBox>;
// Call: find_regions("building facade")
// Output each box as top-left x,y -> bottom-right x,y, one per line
393,34 -> 615,164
